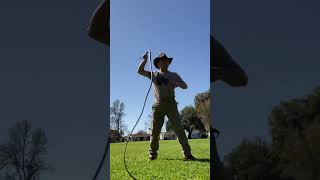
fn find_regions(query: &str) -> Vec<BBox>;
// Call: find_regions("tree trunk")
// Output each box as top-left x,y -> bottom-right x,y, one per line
116,115 -> 120,143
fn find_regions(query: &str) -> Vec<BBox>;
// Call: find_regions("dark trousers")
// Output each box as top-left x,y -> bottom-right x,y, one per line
149,101 -> 192,157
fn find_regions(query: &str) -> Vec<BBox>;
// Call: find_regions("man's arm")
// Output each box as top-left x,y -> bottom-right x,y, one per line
137,55 -> 151,79
171,74 -> 188,89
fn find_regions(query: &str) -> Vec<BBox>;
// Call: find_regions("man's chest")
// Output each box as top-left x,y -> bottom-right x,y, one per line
154,72 -> 177,86
155,75 -> 170,86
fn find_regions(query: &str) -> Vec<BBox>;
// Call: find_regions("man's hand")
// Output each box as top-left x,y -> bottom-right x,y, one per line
170,79 -> 180,88
170,77 -> 187,89
143,53 -> 148,61
137,52 -> 151,79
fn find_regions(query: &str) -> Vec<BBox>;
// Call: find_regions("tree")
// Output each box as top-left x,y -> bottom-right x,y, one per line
269,86 -> 320,180
224,137 -> 276,180
180,106 -> 205,139
166,118 -> 173,132
110,99 -> 127,142
0,120 -> 50,180
224,86 -> 320,180
144,115 -> 152,133
194,90 -> 211,132
194,91 -> 222,179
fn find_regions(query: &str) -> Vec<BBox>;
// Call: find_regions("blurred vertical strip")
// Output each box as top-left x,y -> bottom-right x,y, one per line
87,1 -> 110,179
210,33 -> 248,180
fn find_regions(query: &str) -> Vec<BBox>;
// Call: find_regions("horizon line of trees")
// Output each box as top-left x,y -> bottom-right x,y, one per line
110,89 -> 212,142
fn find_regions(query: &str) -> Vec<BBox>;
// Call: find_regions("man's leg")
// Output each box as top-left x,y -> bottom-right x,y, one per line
149,103 -> 165,159
166,103 -> 192,157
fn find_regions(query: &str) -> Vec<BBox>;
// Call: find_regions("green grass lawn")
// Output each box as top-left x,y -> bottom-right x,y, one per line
110,138 -> 210,180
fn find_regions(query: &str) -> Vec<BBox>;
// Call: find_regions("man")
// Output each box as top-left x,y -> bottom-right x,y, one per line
87,0 -> 249,171
137,52 -> 196,161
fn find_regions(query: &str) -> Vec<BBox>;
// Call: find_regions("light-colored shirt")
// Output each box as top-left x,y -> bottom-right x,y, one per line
147,71 -> 183,103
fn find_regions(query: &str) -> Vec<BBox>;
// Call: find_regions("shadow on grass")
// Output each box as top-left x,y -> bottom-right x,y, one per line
162,158 -> 210,162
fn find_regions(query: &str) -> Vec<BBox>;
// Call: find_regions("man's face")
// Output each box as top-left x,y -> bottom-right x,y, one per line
157,58 -> 170,69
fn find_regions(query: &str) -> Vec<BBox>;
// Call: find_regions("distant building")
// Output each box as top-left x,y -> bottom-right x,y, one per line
191,129 -> 209,139
191,129 -> 201,139
160,131 -> 177,140
160,130 -> 194,140
130,131 -> 150,141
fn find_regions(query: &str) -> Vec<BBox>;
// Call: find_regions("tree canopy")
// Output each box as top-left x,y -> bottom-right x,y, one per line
223,86 -> 320,180
0,120 -> 50,180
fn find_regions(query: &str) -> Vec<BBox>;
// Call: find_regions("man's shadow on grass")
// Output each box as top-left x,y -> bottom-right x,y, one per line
162,158 -> 210,163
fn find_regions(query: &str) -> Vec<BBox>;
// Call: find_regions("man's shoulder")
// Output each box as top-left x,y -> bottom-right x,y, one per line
169,71 -> 179,76
150,71 -> 158,78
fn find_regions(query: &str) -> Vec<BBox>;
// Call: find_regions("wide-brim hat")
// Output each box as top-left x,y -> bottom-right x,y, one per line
153,53 -> 173,69
211,36 -> 248,86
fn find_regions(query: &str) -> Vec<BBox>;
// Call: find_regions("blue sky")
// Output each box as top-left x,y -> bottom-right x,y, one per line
110,0 -> 210,134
